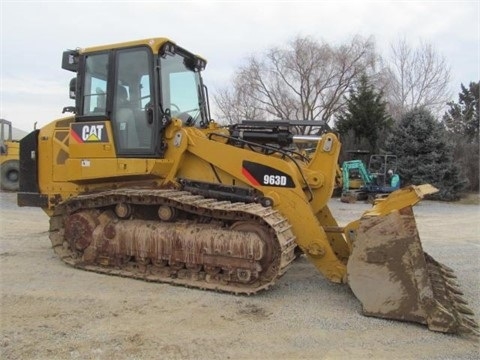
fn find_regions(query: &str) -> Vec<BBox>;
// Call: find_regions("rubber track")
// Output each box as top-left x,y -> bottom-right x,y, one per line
49,189 -> 297,295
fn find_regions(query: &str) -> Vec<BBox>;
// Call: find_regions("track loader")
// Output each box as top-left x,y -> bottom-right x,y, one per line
17,37 -> 477,335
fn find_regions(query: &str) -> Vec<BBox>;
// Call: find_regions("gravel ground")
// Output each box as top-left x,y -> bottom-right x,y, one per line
0,191 -> 479,359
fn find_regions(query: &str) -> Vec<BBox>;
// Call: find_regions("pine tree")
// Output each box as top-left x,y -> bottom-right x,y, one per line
442,82 -> 479,191
443,82 -> 479,143
385,108 -> 468,200
335,74 -> 392,154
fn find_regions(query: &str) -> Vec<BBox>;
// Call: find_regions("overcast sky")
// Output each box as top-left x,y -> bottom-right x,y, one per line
1,1 -> 479,132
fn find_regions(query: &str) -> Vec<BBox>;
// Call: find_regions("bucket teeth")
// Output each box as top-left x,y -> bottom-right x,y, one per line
453,295 -> 469,306
443,278 -> 460,291
441,269 -> 457,279
455,304 -> 475,316
449,286 -> 465,296
461,323 -> 480,336
424,253 -> 479,334
462,317 -> 479,329
426,253 -> 457,278
439,263 -> 455,274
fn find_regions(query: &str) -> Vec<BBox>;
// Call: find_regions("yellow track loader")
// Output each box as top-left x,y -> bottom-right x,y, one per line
17,37 -> 477,335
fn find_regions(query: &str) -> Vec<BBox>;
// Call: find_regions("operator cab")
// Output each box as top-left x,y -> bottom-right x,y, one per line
62,39 -> 210,158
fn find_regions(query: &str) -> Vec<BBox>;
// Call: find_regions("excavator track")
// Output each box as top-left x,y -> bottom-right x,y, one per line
49,189 -> 297,294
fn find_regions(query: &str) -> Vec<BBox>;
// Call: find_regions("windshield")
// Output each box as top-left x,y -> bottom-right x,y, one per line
160,53 -> 206,127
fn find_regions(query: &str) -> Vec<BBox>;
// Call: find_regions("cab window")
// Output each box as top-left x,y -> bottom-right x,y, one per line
82,54 -> 108,115
160,53 -> 203,127
112,47 -> 154,154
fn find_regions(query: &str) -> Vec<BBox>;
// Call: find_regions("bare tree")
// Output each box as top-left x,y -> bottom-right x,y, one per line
214,76 -> 265,125
385,37 -> 451,119
213,35 -> 377,133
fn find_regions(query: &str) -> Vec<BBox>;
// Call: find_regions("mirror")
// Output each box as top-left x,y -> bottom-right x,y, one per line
61,50 -> 79,72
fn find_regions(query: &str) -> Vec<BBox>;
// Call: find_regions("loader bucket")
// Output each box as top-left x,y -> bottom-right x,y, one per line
347,185 -> 478,334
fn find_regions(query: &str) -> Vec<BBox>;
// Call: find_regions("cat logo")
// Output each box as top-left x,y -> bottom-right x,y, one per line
71,122 -> 109,143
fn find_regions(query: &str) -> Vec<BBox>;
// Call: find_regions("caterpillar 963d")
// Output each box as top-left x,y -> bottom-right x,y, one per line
17,37 -> 477,335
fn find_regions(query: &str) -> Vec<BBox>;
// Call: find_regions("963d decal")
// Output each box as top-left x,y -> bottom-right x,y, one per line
242,161 -> 295,188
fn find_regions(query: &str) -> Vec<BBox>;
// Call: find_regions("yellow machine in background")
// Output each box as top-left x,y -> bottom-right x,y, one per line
0,119 -> 20,191
17,37 -> 477,335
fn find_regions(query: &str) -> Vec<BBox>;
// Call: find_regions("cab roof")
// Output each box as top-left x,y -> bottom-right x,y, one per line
79,37 -> 206,62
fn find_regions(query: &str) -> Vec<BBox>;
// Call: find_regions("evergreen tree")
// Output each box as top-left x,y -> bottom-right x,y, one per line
443,81 -> 479,142
442,82 -> 479,191
385,108 -> 468,200
335,74 -> 392,154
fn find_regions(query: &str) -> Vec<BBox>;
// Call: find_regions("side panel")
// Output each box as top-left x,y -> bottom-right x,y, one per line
17,130 -> 48,207
67,121 -> 157,181
19,130 -> 40,193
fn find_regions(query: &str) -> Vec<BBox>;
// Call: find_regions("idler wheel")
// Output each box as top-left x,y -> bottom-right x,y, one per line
64,211 -> 99,251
